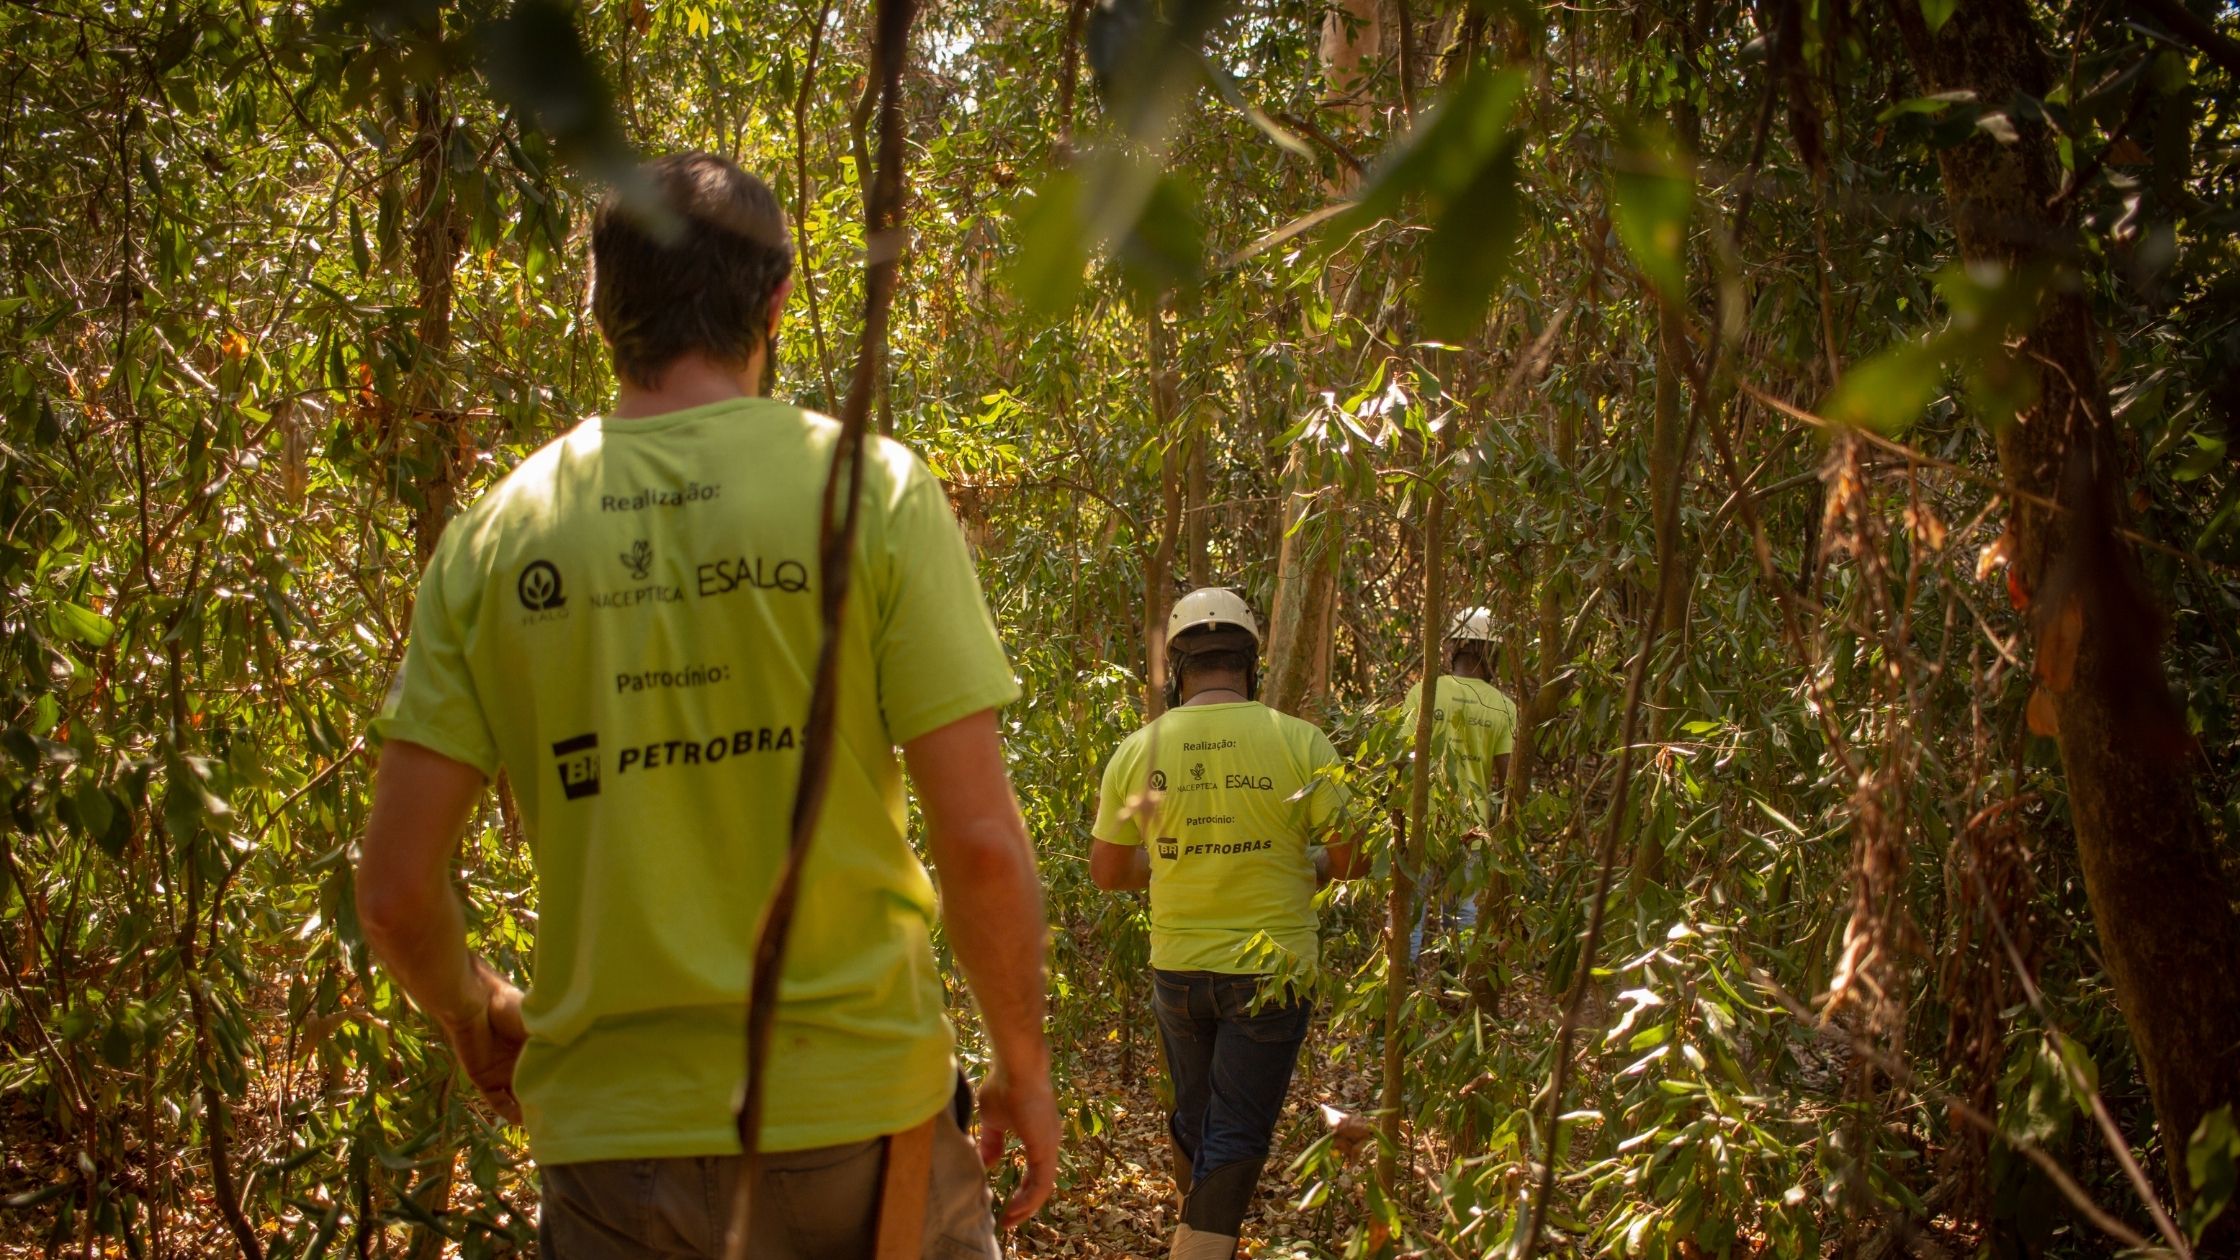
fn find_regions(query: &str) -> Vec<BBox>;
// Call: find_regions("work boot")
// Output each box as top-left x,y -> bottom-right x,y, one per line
1169,1133 -> 1195,1208
1179,1157 -> 1264,1254
1170,1223 -> 1239,1259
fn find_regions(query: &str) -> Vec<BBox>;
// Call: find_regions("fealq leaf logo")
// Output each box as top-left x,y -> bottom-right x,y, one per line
518,560 -> 566,611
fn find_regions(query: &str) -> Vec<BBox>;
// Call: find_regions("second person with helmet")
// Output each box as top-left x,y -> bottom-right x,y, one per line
1090,588 -> 1363,1260
1398,605 -> 1519,962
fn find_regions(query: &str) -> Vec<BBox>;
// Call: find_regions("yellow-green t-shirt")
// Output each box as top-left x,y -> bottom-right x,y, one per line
1398,675 -> 1518,827
372,396 -> 1019,1163
1091,702 -> 1349,973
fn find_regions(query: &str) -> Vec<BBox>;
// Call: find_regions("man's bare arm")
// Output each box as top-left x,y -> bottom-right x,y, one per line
355,740 -> 526,1120
903,708 -> 1056,1228
1319,831 -> 1368,882
1090,838 -> 1150,890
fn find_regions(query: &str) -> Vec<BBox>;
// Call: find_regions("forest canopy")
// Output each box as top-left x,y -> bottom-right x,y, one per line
3,0 -> 2239,1255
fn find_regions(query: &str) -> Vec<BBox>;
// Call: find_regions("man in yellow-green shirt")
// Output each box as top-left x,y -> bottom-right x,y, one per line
1399,605 -> 1518,962
1091,588 -> 1362,1260
355,153 -> 1055,1259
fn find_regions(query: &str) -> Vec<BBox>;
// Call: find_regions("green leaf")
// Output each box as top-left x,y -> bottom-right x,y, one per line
1919,0 -> 1960,36
479,0 -> 634,177
1421,133 -> 1523,340
2174,433 -> 2226,483
1110,174 -> 1203,311
2051,1031 -> 2099,1104
1821,340 -> 1944,435
1005,172 -> 1090,317
1609,126 -> 1693,303
349,201 -> 371,278
1342,68 -> 1528,232
1199,56 -> 1312,161
99,1019 -> 135,1069
73,782 -> 114,847
57,1005 -> 99,1041
50,601 -> 116,648
378,178 -> 403,261
2186,1106 -> 2237,1242
2196,489 -> 2240,551
163,777 -> 201,844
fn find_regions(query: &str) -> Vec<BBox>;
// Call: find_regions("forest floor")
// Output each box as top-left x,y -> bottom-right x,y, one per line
0,970 -> 2000,1259
0,987 -> 1437,1260
0,1033 -> 1394,1260
1014,1025 -> 1389,1258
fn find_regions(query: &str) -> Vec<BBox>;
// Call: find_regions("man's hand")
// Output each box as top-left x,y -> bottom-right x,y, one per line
975,1061 -> 1059,1229
440,961 -> 527,1123
358,741 -> 529,1120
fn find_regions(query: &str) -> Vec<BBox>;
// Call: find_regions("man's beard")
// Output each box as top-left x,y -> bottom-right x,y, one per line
755,330 -> 781,396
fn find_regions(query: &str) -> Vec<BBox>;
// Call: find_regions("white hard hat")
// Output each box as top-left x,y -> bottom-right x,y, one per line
1168,587 -> 1260,645
1448,606 -> 1496,642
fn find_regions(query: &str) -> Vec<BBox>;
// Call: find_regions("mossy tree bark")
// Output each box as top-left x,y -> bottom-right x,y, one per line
1891,0 -> 2240,1241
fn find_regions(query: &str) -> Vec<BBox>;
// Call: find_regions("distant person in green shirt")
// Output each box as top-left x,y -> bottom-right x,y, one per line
354,152 -> 1056,1259
1398,605 -> 1518,962
1091,587 -> 1362,1260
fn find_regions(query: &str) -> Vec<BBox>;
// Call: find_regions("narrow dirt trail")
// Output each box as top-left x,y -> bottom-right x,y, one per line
1008,1023 -> 1402,1258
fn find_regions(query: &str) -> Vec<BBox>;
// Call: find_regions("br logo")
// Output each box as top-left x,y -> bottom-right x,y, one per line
551,732 -> 600,800
519,560 -> 567,611
1149,769 -> 1168,792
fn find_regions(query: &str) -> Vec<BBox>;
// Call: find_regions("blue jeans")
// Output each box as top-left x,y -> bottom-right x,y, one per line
1150,968 -> 1311,1233
1409,884 -> 1479,960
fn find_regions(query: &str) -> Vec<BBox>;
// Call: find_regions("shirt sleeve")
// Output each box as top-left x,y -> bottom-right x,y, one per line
1092,736 -> 1145,847
370,526 -> 500,778
870,451 -> 1022,746
1303,727 -> 1351,833
1490,694 -> 1518,757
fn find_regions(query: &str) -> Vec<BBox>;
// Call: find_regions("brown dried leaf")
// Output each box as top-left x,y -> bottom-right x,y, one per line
2035,597 -> 2083,694
1904,503 -> 1947,551
1976,529 -> 2013,583
280,400 -> 307,507
1320,1103 -> 1375,1161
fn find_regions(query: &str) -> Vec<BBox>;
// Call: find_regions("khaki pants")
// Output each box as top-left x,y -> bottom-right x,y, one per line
538,1110 -> 1000,1259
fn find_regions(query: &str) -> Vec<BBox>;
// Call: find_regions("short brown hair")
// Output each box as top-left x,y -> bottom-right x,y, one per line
592,153 -> 793,388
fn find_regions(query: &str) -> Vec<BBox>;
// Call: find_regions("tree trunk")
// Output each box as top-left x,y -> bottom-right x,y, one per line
1144,308 -> 1185,720
1505,575 -> 1567,807
1317,0 -> 1382,128
386,79 -> 472,1260
407,84 -> 467,564
1261,449 -> 1341,718
1890,0 -> 2240,1239
1634,9 -> 1704,888
1185,421 -> 1211,588
1635,305 -> 1689,891
1382,434 -> 1447,1197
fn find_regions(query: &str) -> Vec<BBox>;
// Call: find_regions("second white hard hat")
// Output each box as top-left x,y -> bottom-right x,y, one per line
1448,606 -> 1496,642
1168,587 -> 1261,645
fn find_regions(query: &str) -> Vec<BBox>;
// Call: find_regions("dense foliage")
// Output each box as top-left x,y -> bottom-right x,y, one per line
3,0 -> 2238,1255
